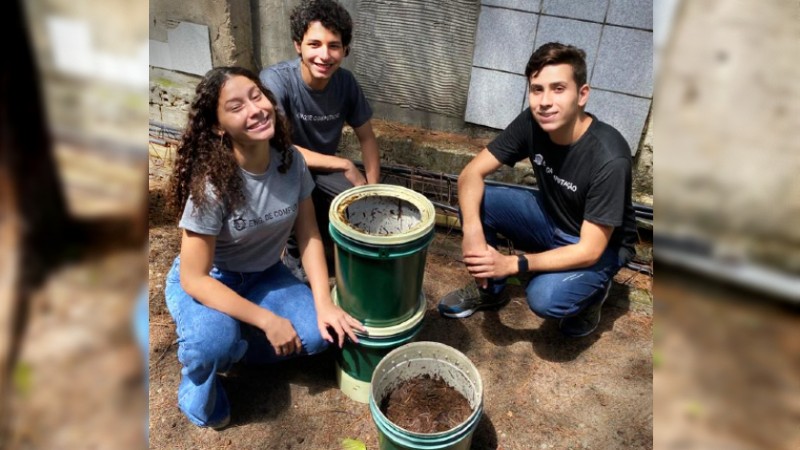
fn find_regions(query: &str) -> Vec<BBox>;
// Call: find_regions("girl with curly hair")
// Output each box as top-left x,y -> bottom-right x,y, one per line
164,66 -> 364,429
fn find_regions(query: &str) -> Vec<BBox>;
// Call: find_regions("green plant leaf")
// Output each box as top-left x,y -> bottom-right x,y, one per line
13,362 -> 33,396
652,349 -> 663,368
341,438 -> 367,450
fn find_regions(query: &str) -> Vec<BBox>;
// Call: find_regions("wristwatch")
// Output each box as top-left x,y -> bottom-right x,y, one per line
517,254 -> 528,274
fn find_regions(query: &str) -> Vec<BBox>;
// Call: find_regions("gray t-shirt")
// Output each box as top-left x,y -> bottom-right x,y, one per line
179,146 -> 315,272
259,58 -> 372,155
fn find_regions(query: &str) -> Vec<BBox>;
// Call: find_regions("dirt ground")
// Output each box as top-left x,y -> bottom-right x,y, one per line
148,152 -> 654,449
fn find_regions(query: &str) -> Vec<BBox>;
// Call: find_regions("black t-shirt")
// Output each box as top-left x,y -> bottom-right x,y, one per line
488,109 -> 637,261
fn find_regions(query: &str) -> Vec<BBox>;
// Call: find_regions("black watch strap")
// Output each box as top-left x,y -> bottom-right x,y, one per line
517,254 -> 528,274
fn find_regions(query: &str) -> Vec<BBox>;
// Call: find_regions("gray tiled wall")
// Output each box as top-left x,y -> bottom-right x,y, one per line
472,7 -> 538,74
467,0 -> 652,155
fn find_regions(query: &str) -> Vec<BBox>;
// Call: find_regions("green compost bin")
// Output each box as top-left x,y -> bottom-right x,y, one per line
329,185 -> 435,327
334,289 -> 426,404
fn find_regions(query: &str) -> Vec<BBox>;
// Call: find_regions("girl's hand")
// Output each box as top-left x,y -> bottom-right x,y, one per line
316,303 -> 365,348
260,313 -> 302,357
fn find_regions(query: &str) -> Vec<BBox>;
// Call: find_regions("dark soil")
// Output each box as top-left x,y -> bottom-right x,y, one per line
380,374 -> 473,433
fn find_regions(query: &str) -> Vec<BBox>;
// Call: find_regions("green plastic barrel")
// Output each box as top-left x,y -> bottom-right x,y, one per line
334,289 -> 426,404
369,342 -> 484,450
329,185 -> 435,327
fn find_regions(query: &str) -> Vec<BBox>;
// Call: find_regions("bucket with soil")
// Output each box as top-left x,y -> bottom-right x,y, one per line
329,185 -> 435,327
369,342 -> 484,450
334,288 -> 426,404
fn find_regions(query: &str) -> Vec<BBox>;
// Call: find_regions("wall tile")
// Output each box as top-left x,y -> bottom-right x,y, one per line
465,67 -> 528,129
607,0 -> 653,29
586,89 -> 651,154
541,0 -> 608,22
534,16 -> 603,76
591,25 -> 653,97
481,0 -> 541,12
473,7 -> 538,74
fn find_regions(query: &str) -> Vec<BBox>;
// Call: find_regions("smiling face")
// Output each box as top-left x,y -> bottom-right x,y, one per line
216,75 -> 275,147
294,21 -> 345,90
528,63 -> 590,144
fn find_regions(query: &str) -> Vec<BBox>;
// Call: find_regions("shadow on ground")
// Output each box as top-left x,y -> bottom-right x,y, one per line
478,284 -> 632,363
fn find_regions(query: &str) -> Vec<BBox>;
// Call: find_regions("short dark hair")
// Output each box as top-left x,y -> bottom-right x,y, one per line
290,0 -> 353,51
525,42 -> 588,87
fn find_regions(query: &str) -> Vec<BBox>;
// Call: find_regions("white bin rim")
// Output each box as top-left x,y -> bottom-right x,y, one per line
329,184 -> 436,246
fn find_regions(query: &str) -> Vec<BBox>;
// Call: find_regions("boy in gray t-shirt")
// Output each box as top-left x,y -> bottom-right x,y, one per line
259,0 -> 380,279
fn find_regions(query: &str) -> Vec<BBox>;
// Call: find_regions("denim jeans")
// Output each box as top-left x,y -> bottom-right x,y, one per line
164,257 -> 328,427
480,186 -> 627,319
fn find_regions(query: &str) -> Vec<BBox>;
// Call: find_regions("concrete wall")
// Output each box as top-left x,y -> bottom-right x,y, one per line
254,0 -> 303,69
149,0 -> 255,72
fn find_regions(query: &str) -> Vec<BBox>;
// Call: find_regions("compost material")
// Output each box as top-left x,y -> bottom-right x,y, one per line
380,374 -> 472,433
341,195 -> 421,236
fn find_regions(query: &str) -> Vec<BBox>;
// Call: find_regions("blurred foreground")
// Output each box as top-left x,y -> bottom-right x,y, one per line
1,0 -> 147,448
653,0 -> 800,447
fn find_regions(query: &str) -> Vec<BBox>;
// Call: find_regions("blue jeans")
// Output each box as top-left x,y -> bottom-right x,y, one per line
479,186 -> 627,319
164,257 -> 328,427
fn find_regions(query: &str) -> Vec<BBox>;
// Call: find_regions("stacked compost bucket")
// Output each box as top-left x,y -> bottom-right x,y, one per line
329,185 -> 435,404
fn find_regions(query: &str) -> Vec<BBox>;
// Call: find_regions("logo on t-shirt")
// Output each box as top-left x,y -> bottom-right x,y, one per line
233,215 -> 247,231
533,154 -> 579,193
228,204 -> 299,233
296,112 -> 341,122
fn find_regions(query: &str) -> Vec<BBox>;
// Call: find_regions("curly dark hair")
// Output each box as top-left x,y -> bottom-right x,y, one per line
167,66 -> 293,220
290,0 -> 353,56
525,42 -> 588,87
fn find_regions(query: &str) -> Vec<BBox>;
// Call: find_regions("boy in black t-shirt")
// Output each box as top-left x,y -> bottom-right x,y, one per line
438,42 -> 638,337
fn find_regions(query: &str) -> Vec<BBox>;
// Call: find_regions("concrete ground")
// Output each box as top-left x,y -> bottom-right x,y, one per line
148,150 -> 653,449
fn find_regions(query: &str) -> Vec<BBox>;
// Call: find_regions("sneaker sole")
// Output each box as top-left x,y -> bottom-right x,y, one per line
439,307 -> 478,319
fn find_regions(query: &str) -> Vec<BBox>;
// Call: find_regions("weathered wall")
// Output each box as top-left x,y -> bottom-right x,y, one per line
149,67 -> 201,129
149,0 -> 255,71
254,0 -> 303,69
633,111 -> 653,205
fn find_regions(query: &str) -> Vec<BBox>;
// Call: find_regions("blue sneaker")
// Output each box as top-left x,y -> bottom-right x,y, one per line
437,282 -> 509,318
559,282 -> 613,337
